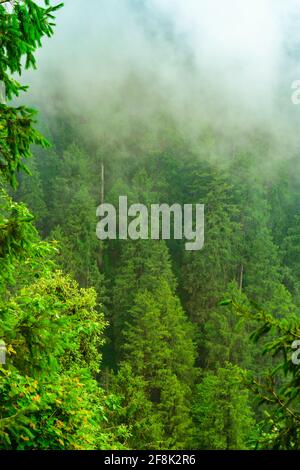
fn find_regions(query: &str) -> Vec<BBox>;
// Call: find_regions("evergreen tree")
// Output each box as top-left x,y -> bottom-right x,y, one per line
193,363 -> 255,450
232,298 -> 300,449
110,240 -> 197,449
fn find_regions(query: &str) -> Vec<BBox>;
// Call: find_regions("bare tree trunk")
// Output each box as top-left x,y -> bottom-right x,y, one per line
97,161 -> 105,270
100,161 -> 105,205
239,264 -> 244,292
0,82 -> 5,104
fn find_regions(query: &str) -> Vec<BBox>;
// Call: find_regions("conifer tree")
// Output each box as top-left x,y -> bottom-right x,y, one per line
110,240 -> 197,449
193,363 -> 255,450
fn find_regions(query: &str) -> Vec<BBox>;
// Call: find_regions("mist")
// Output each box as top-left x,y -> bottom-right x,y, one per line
25,0 -> 300,155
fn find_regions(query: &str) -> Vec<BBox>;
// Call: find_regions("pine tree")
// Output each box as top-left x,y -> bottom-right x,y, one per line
0,0 -> 62,187
203,282 -> 254,370
193,363 -> 255,450
110,240 -> 197,449
181,168 -> 241,325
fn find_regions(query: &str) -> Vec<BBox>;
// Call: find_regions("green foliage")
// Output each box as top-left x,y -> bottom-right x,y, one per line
0,0 -> 62,186
233,300 -> 300,449
3,0 -> 300,450
26,122 -> 300,450
0,104 -> 49,187
0,0 -> 63,98
109,239 -> 197,449
111,240 -> 175,352
121,284 -> 196,449
193,364 -> 255,449
0,369 -> 111,450
203,282 -> 254,370
0,199 -> 125,449
0,0 -> 126,450
110,363 -> 164,450
181,169 -> 241,325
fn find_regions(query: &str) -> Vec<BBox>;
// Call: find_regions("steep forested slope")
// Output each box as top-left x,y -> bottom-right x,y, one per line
2,0 -> 300,451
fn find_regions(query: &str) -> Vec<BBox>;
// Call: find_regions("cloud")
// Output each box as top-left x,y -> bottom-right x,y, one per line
25,0 -> 300,148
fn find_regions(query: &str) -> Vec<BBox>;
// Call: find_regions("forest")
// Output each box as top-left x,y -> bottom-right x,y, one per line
1,0 -> 300,452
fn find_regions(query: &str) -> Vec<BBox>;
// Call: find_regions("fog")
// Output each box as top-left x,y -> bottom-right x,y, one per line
25,0 -> 300,153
